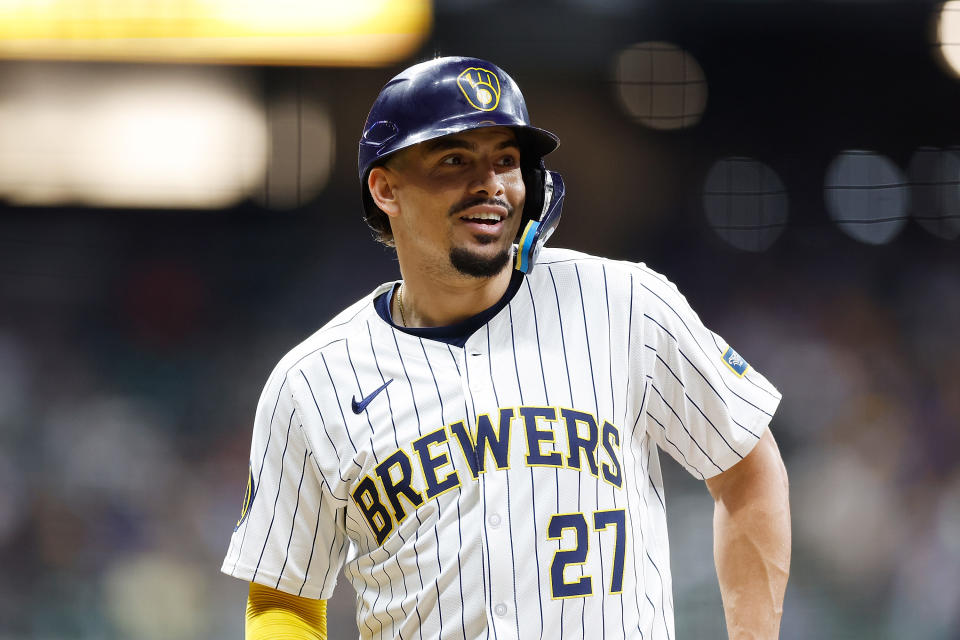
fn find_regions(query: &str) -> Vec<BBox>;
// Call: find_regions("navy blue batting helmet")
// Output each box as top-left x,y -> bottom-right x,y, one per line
358,56 -> 565,272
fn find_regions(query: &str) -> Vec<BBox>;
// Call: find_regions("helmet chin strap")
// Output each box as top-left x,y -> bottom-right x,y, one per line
514,170 -> 565,273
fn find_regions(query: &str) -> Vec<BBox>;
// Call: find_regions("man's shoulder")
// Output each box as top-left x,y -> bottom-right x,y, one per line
533,247 -> 673,287
534,246 -> 604,267
267,281 -> 395,383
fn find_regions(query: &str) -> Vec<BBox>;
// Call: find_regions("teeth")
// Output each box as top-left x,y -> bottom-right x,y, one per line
466,212 -> 502,221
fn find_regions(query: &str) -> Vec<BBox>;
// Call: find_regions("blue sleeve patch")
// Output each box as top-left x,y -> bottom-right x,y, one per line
722,346 -> 750,377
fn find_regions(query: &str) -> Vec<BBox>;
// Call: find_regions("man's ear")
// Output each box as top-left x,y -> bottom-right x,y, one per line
368,166 -> 401,218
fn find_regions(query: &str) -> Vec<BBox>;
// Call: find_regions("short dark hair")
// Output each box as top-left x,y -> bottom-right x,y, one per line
364,202 -> 394,247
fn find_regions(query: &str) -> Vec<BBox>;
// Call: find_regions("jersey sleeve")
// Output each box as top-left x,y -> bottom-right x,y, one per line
634,265 -> 782,479
222,365 -> 349,600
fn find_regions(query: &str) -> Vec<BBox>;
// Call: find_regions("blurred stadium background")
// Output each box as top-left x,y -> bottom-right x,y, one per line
1,1 -> 959,638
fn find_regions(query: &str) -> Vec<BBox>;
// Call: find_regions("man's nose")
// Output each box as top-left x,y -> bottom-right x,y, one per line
469,163 -> 505,197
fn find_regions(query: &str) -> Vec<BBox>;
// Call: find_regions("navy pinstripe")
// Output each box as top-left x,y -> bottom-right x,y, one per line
575,263 -> 608,637
230,378 -> 284,574
626,384 -> 649,639
366,321 -> 416,635
644,343 -> 749,458
640,286 -> 774,423
416,337 -> 458,640
462,344 -> 499,640
547,265 -> 581,633
296,491 -> 324,596
276,447 -> 310,587
321,353 -> 362,458
300,369 -> 353,485
484,324 -> 523,638
445,346 -> 485,640
506,303 -> 546,638
390,329 -> 429,640
252,408 -> 296,582
647,382 -> 723,474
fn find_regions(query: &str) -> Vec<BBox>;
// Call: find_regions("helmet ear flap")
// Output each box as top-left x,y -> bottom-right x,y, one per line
519,161 -> 546,234
515,167 -> 565,273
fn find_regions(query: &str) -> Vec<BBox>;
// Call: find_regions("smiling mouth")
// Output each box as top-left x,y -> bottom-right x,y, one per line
460,211 -> 505,225
451,196 -> 512,225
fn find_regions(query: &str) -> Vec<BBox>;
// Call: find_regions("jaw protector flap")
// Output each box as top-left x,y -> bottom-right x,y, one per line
515,167 -> 565,274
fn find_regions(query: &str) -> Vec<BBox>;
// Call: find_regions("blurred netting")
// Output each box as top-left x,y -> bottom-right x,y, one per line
824,151 -> 909,245
613,41 -> 707,130
909,147 -> 960,240
695,148 -> 960,252
255,78 -> 336,211
702,157 -> 789,252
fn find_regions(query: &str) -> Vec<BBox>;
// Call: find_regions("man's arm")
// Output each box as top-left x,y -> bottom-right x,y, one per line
246,582 -> 327,639
705,428 -> 791,640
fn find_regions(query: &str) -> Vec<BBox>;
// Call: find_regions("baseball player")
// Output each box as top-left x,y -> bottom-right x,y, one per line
223,56 -> 790,640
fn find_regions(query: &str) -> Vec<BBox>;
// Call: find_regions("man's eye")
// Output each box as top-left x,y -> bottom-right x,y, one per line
499,155 -> 518,167
441,155 -> 463,165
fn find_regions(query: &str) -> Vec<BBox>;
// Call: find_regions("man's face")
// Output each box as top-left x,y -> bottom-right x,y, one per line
382,126 -> 526,279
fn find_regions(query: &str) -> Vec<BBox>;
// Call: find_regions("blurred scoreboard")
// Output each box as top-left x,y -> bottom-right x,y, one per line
0,0 -> 431,66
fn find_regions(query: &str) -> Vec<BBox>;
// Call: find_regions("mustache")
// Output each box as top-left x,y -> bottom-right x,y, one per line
448,196 -> 514,217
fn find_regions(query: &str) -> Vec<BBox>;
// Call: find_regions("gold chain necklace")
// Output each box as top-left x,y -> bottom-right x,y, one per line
396,283 -> 407,327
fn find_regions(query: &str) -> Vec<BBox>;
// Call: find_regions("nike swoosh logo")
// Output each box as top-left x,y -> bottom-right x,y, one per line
351,379 -> 393,414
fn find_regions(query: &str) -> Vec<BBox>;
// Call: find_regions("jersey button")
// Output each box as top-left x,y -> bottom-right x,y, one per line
494,603 -> 508,617
488,513 -> 501,528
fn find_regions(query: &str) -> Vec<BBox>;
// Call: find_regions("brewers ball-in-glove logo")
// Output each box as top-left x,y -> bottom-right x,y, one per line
457,67 -> 501,111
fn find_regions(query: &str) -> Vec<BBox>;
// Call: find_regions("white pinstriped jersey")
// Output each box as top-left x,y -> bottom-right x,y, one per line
222,247 -> 781,640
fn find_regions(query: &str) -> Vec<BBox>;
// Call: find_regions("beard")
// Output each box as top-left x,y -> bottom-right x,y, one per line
450,244 -> 512,278
447,195 -> 516,278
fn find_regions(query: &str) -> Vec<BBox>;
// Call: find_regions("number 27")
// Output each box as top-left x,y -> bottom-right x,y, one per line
547,509 -> 626,599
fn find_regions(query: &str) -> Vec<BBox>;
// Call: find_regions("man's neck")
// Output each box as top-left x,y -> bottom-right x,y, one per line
396,263 -> 514,328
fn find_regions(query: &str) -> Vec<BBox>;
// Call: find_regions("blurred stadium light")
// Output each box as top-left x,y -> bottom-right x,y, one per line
0,64 -> 268,208
614,42 -> 708,130
909,147 -> 960,240
824,150 -> 909,245
702,157 -> 788,252
0,0 -> 431,66
936,1 -> 960,79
